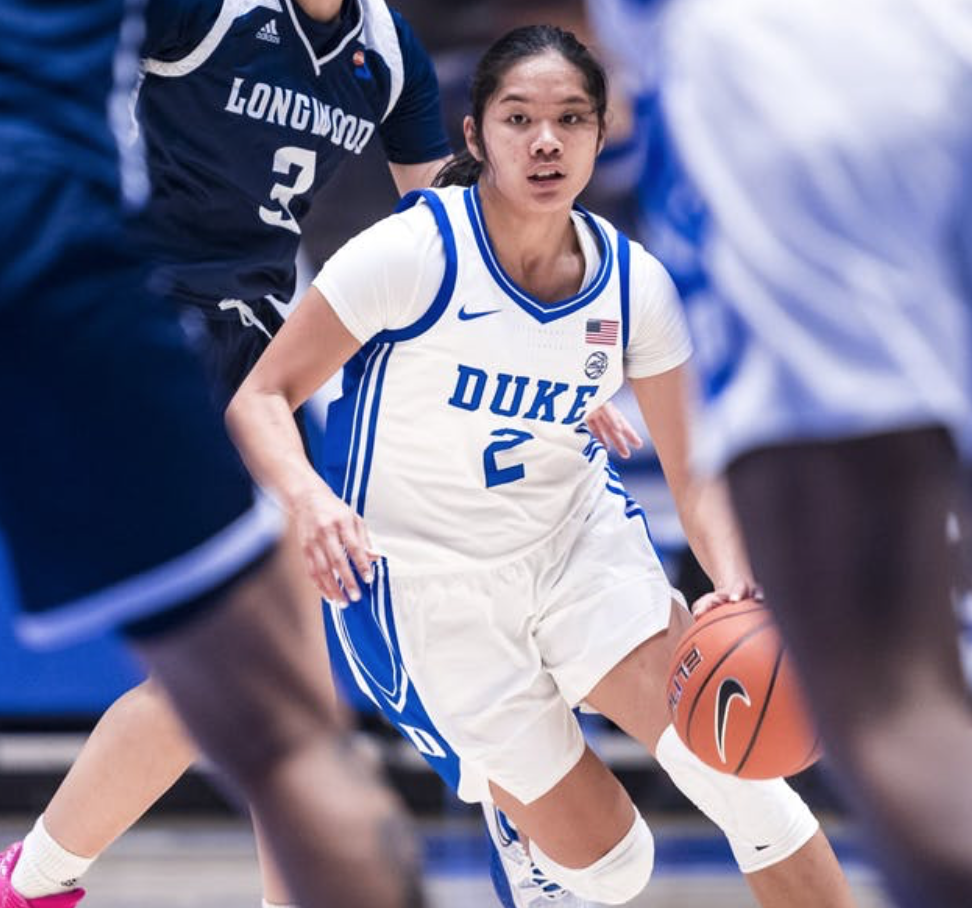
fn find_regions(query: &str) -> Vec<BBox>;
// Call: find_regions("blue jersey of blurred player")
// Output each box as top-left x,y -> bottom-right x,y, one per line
0,0 -> 276,659
0,4 -> 448,908
586,0 -> 733,603
608,1 -> 972,906
0,3 -> 423,908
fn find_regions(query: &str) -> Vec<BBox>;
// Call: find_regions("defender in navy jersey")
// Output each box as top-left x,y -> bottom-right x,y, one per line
230,26 -> 856,908
0,3 -> 423,908
136,0 -> 451,402
0,0 -> 266,645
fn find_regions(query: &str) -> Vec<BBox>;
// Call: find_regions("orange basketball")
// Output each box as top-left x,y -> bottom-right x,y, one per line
666,600 -> 820,779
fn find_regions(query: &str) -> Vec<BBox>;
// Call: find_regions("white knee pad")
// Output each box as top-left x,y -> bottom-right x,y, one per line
655,725 -> 819,873
530,810 -> 654,905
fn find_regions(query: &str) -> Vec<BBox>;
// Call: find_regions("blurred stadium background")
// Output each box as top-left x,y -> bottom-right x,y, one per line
6,1 -> 969,904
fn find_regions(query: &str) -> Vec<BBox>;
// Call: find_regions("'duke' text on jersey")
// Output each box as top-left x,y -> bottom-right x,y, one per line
448,365 -> 600,425
224,77 -> 375,153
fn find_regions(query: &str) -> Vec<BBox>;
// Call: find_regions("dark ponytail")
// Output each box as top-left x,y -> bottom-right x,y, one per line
433,149 -> 483,188
433,24 -> 608,189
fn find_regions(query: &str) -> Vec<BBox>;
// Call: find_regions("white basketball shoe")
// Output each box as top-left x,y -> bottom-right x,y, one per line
482,804 -> 598,908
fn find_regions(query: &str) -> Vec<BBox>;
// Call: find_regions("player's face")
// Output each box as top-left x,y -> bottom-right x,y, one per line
468,52 -> 603,213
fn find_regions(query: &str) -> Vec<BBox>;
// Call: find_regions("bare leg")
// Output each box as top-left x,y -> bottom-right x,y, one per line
742,831 -> 852,908
253,814 -> 293,907
728,428 -> 972,908
250,548 -> 342,908
135,543 -> 423,908
42,679 -> 195,858
19,527 -> 339,904
8,680 -> 197,898
489,748 -> 636,870
585,602 -> 856,908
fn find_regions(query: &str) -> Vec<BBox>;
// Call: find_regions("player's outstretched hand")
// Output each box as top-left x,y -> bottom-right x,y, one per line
691,580 -> 764,619
292,485 -> 377,606
587,401 -> 643,458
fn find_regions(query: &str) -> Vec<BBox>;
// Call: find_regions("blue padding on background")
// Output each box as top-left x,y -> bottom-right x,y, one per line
0,596 -> 142,715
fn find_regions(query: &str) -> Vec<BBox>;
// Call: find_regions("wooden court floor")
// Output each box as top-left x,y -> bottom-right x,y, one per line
0,816 -> 894,907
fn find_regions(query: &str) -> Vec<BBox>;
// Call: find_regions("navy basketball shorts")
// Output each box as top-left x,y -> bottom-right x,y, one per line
178,295 -> 309,446
177,296 -> 288,413
0,166 -> 282,648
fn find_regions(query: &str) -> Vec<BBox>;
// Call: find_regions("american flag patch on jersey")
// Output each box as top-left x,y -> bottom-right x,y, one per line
585,318 -> 619,346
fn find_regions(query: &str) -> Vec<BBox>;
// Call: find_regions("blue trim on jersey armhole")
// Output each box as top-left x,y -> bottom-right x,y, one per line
618,231 -> 632,350
372,189 -> 457,343
462,185 -> 614,324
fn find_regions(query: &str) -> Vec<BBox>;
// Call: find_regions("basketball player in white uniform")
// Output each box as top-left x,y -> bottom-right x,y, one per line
655,1 -> 972,906
0,8 -> 637,906
227,25 -> 858,908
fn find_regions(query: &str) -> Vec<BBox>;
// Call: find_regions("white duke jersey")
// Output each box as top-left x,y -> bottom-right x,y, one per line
314,185 -> 691,572
659,0 -> 972,470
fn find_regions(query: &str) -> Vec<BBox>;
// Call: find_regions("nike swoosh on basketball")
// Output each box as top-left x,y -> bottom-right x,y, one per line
458,304 -> 502,321
714,677 -> 751,764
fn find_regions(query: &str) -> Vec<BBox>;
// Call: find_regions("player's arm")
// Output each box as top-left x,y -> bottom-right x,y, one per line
380,11 -> 452,195
625,247 -> 756,602
629,366 -> 754,602
227,287 -> 370,604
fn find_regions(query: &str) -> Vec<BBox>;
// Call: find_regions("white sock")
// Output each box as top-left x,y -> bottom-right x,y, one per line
11,816 -> 94,898
262,901 -> 297,908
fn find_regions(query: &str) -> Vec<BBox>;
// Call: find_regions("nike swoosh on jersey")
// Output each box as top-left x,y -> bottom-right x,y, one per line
458,305 -> 502,321
714,677 -> 751,764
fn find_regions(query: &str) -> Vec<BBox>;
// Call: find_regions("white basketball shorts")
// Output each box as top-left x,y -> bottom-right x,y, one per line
328,483 -> 679,804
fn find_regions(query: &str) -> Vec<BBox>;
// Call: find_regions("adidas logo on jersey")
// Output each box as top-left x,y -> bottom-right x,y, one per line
256,19 -> 281,44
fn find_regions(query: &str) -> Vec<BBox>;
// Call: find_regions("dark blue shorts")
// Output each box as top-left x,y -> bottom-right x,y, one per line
0,166 -> 281,648
178,294 -> 308,443
179,296 -> 288,412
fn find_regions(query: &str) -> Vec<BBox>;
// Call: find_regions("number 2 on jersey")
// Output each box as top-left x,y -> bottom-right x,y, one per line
484,429 -> 534,488
259,146 -> 316,235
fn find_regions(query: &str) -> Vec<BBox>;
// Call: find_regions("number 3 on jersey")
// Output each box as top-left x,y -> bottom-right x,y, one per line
484,429 -> 534,488
259,146 -> 316,235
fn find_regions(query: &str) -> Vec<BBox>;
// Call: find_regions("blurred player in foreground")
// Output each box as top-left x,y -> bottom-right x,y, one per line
227,23 -> 857,908
658,1 -> 972,905
1,2 -> 449,907
0,2 -> 422,906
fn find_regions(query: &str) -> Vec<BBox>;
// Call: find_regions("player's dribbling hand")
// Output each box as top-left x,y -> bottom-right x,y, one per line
691,580 -> 764,619
292,485 -> 378,606
586,401 -> 643,459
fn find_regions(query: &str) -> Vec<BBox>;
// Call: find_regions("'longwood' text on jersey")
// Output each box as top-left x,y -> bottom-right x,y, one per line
223,77 -> 375,152
137,0 -> 448,304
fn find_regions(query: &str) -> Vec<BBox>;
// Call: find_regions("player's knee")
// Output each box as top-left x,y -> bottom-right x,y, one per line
530,810 -> 654,904
655,725 -> 818,873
